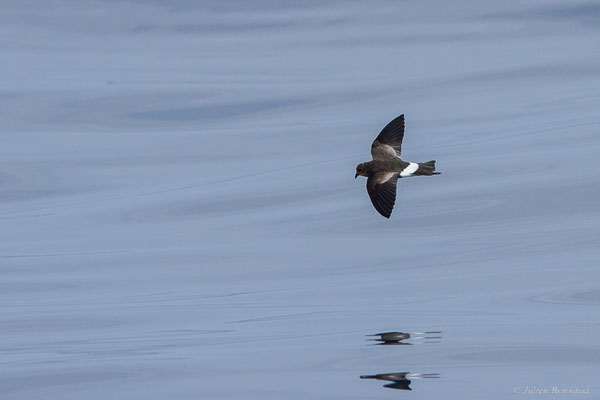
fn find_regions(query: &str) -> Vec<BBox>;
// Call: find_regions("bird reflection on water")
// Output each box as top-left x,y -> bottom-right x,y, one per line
366,331 -> 442,345
360,372 -> 440,391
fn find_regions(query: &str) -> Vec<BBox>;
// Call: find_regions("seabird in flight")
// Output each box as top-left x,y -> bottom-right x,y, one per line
355,114 -> 440,218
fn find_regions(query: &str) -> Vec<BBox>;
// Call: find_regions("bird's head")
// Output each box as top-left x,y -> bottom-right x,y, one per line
355,163 -> 367,179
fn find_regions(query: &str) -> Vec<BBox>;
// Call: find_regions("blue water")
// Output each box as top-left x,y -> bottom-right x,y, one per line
2,1 -> 600,398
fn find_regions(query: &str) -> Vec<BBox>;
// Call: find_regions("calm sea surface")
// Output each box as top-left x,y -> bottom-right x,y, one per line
2,1 -> 600,398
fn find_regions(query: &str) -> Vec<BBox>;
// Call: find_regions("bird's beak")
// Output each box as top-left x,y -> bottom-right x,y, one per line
355,173 -> 359,179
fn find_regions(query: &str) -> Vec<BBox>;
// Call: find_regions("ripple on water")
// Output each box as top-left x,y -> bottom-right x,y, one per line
529,289 -> 600,305
453,346 -> 600,365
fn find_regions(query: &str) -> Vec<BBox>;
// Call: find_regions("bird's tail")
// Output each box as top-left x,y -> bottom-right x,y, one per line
414,160 -> 440,176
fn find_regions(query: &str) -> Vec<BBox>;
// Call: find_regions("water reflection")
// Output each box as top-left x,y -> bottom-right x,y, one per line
360,372 -> 440,391
367,331 -> 442,345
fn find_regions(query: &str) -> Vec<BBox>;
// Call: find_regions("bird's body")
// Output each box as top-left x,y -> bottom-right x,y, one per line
355,159 -> 410,176
355,114 -> 440,218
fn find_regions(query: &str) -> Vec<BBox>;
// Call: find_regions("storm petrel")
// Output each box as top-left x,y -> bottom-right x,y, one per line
355,114 -> 440,218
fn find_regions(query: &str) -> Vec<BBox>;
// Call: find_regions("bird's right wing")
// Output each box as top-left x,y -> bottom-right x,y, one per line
366,172 -> 399,218
371,114 -> 405,160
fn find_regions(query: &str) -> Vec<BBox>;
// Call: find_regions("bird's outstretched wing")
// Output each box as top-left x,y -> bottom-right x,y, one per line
366,172 -> 399,218
371,114 -> 405,160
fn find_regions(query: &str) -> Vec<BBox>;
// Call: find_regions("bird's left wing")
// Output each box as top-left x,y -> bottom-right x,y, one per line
371,114 -> 405,160
366,172 -> 399,218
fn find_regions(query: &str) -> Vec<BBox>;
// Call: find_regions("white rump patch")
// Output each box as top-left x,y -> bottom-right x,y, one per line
400,162 -> 419,177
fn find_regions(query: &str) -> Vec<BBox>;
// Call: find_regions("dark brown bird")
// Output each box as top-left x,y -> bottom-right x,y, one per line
355,114 -> 440,218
